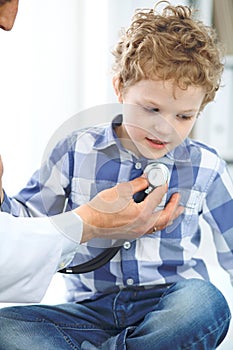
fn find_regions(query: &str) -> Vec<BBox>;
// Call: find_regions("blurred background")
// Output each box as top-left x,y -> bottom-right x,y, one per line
0,1 -> 232,348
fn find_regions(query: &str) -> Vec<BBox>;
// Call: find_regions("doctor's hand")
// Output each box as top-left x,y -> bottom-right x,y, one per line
75,177 -> 184,243
0,155 -> 3,205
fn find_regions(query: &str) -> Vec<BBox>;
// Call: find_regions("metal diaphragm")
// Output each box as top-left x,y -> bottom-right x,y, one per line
144,163 -> 169,192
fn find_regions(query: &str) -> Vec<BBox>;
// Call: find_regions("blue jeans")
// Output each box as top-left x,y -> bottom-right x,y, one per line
0,279 -> 231,350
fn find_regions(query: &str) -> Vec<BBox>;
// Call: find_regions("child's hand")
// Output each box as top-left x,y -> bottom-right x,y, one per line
75,177 -> 184,243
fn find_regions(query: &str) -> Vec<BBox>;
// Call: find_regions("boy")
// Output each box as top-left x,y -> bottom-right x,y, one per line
0,2 -> 232,349
0,0 -> 182,302
0,0 -> 179,302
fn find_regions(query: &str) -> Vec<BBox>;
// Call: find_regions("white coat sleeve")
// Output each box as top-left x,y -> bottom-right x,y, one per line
0,211 -> 83,303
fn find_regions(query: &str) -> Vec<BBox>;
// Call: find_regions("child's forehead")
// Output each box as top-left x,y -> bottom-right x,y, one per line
126,78 -> 204,95
124,79 -> 205,108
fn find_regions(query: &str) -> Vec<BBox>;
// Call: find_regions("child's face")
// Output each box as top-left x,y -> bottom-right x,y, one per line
115,79 -> 205,159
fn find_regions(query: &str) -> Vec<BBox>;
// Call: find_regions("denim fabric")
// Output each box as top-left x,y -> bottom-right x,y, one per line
0,279 -> 231,350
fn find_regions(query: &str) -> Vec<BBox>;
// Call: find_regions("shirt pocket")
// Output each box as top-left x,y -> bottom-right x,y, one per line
70,177 -> 117,205
177,188 -> 206,230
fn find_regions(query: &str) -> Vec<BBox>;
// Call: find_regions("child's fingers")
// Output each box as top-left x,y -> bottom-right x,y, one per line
150,193 -> 184,231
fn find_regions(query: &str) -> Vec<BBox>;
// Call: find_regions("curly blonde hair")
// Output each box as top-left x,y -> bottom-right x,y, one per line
112,1 -> 224,110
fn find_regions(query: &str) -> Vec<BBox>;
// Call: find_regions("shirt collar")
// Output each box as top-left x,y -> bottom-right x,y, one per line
93,114 -> 192,163
166,139 -> 192,162
93,115 -> 124,151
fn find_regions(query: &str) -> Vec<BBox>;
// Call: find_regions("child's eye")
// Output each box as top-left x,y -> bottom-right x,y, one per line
144,107 -> 160,113
176,114 -> 193,120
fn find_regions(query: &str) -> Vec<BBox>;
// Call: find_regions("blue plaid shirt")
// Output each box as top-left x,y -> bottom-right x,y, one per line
3,116 -> 233,302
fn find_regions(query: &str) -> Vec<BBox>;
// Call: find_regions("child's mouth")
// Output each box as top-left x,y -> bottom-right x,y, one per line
146,137 -> 168,149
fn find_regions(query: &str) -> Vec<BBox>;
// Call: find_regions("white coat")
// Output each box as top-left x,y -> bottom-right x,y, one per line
0,211 -> 82,303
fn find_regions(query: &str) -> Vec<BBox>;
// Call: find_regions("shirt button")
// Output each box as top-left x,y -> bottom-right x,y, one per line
126,278 -> 134,286
135,162 -> 142,170
123,241 -> 131,250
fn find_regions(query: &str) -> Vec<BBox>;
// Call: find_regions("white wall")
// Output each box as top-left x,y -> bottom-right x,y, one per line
0,0 -> 82,193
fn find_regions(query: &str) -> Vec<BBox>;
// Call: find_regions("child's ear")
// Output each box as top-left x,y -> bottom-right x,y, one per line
112,76 -> 123,103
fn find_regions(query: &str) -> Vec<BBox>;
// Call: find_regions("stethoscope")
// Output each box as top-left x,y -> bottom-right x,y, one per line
59,163 -> 169,274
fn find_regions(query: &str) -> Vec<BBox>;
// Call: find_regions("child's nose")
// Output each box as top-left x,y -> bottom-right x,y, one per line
152,113 -> 174,136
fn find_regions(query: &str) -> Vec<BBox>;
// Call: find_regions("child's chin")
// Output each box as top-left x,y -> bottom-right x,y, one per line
137,147 -> 166,160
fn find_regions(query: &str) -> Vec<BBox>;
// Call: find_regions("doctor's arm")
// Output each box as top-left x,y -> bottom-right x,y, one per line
0,157 -> 182,303
0,211 -> 82,303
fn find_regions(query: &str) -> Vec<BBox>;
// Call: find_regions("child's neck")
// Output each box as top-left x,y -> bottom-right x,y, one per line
115,124 -> 141,158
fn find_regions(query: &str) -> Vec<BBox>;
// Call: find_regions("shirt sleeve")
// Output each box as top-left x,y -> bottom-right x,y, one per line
0,135 -> 73,217
202,159 -> 233,284
0,211 -> 83,303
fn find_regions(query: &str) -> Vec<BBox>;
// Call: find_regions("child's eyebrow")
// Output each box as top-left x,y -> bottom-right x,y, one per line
140,98 -> 160,106
178,109 -> 199,114
178,109 -> 198,113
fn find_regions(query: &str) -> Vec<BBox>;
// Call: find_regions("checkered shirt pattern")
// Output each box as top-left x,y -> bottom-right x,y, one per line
2,116 -> 233,302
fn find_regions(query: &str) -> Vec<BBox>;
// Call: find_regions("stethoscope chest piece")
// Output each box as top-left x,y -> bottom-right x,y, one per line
144,163 -> 169,194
